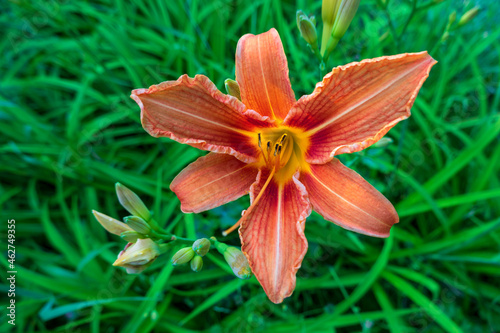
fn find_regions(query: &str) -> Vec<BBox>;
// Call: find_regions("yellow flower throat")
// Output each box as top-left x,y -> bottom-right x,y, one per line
255,126 -> 310,183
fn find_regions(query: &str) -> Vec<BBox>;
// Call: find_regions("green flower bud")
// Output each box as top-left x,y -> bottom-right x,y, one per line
92,210 -> 133,235
113,238 -> 160,274
115,183 -> 151,221
298,15 -> 318,46
171,247 -> 195,265
124,216 -> 151,235
192,238 -> 211,256
448,11 -> 457,26
321,0 -> 360,57
120,230 -> 141,243
224,79 -> 241,101
458,7 -> 479,27
190,255 -> 203,272
331,0 -> 360,40
322,0 -> 341,27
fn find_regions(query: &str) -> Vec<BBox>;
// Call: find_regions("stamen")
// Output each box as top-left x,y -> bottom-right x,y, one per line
258,133 -> 262,148
222,167 -> 276,236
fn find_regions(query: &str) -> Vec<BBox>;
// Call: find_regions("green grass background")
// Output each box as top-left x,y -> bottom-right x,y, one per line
1,0 -> 500,331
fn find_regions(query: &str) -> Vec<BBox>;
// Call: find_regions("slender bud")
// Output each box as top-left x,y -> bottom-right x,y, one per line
457,7 -> 479,27
171,247 -> 195,265
92,210 -> 133,235
372,137 -> 393,148
331,0 -> 360,40
298,15 -> 318,46
124,216 -> 151,235
192,238 -> 211,257
113,238 -> 160,274
190,255 -> 203,272
115,183 -> 151,221
321,0 -> 341,56
448,11 -> 457,26
224,79 -> 241,101
322,0 -> 341,27
321,0 -> 360,58
120,230 -> 141,243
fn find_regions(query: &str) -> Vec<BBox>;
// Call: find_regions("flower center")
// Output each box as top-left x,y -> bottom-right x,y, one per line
256,127 -> 309,183
222,126 -> 310,236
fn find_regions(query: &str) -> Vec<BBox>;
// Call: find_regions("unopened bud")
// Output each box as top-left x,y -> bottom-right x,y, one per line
224,79 -> 241,101
215,242 -> 251,279
331,0 -> 360,40
192,238 -> 211,257
171,247 -> 195,265
322,0 -> 341,27
224,247 -> 251,279
448,11 -> 457,26
92,210 -> 133,235
458,7 -> 479,27
113,238 -> 160,274
190,255 -> 203,272
298,15 -> 318,46
372,137 -> 393,148
124,216 -> 151,235
120,230 -> 141,243
115,183 -> 151,221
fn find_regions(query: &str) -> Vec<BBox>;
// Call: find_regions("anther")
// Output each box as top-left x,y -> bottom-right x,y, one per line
267,141 -> 271,152
274,143 -> 280,156
279,134 -> 287,144
258,133 -> 262,148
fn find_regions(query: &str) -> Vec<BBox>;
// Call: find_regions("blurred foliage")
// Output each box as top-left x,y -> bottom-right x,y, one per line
1,0 -> 500,332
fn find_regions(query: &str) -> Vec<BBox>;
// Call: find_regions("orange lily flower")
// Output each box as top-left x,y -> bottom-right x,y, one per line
131,28 -> 436,303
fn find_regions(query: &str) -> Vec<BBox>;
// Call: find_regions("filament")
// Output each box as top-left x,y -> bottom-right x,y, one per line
222,167 -> 276,236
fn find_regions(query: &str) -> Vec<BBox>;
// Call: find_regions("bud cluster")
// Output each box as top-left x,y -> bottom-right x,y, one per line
92,183 -> 163,274
171,237 -> 211,272
92,183 -> 252,281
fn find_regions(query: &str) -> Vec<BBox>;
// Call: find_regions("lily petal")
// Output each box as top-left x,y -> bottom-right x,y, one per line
239,170 -> 311,303
132,74 -> 272,163
284,52 -> 436,163
171,153 -> 258,213
300,159 -> 398,238
236,28 -> 296,120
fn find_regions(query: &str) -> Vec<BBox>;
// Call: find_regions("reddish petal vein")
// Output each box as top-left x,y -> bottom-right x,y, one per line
309,171 -> 391,227
305,64 -> 417,135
